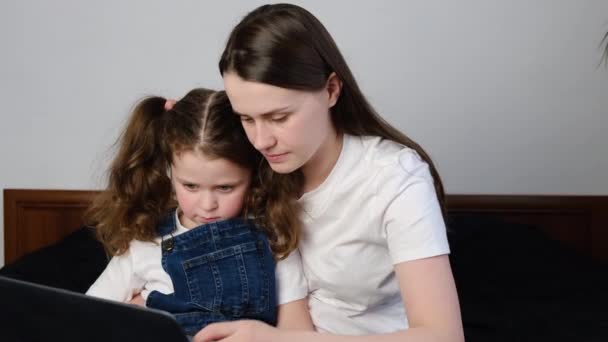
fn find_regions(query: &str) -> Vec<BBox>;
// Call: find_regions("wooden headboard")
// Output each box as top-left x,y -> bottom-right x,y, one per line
4,189 -> 608,264
4,189 -> 98,265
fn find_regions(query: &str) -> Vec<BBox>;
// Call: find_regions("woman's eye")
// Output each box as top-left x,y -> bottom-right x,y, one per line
271,115 -> 288,123
240,116 -> 254,124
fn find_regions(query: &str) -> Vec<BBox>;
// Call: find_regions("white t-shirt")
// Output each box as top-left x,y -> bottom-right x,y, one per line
289,134 -> 450,335
86,212 -> 306,305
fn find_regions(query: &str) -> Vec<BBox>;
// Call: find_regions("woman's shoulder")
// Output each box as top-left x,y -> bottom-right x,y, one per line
349,136 -> 439,218
349,135 -> 432,182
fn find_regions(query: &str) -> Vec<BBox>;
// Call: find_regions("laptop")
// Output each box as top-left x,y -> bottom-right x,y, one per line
0,276 -> 190,342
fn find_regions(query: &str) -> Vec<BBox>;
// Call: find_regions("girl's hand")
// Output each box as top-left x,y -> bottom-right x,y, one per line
127,294 -> 145,307
193,320 -> 277,342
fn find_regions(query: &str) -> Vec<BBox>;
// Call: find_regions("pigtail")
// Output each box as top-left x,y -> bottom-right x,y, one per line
86,97 -> 174,256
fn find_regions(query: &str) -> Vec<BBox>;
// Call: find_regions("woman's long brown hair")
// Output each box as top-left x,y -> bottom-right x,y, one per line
86,88 -> 301,259
219,4 -> 447,254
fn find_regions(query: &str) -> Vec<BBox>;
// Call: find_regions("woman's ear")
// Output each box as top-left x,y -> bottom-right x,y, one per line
326,72 -> 342,108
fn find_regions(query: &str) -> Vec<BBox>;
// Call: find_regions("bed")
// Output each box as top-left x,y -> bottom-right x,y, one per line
3,189 -> 608,341
5,189 -> 608,264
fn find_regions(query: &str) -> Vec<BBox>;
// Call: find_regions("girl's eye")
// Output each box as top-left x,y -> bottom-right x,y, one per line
271,114 -> 288,123
184,184 -> 198,191
217,185 -> 234,193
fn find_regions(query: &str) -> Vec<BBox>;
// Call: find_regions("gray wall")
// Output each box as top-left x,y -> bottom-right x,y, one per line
1,0 -> 607,266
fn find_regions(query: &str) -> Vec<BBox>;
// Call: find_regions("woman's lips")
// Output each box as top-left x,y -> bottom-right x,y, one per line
264,152 -> 288,163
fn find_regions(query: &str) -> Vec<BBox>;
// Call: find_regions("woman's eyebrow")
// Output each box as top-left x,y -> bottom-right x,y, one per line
234,106 -> 291,117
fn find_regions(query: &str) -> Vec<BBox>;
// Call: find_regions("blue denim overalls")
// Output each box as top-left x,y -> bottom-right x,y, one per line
146,211 -> 277,336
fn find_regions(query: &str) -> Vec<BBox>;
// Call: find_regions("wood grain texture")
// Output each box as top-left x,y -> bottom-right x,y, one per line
447,195 -> 608,260
4,189 -> 97,264
4,189 -> 608,263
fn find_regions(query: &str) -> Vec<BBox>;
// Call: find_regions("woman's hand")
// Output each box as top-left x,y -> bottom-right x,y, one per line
193,320 -> 278,342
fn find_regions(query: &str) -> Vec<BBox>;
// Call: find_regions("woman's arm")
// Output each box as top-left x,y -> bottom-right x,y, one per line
194,254 -> 464,342
276,298 -> 315,331
273,247 -> 313,330
392,254 -> 464,342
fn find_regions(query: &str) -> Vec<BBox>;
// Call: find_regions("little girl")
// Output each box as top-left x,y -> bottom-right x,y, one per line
85,88 -> 303,336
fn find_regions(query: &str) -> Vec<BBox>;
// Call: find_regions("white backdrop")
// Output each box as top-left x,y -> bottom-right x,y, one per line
1,0 -> 607,265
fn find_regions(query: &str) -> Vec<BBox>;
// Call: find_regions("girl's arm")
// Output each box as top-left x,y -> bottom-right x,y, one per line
194,254 -> 464,342
86,249 -> 144,302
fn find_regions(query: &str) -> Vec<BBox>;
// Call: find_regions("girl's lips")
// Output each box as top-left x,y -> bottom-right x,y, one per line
201,217 -> 220,223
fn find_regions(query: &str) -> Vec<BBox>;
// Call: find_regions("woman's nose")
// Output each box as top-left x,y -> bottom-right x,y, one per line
252,122 -> 276,151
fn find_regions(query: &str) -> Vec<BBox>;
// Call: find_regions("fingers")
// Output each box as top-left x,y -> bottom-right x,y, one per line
164,99 -> 176,111
193,321 -> 240,342
127,294 -> 145,307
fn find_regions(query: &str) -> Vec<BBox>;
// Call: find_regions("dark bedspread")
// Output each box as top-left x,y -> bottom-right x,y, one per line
448,215 -> 608,341
1,216 -> 607,341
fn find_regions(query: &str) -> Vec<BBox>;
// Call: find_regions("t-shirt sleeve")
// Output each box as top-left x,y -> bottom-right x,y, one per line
381,150 -> 450,264
275,248 -> 309,305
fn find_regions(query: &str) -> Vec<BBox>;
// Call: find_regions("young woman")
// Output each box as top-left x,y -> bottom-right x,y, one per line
194,4 -> 464,342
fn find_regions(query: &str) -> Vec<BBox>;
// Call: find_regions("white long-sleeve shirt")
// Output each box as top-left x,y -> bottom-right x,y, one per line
87,213 -> 308,305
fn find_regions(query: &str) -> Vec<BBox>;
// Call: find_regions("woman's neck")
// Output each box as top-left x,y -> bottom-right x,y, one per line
301,132 -> 344,194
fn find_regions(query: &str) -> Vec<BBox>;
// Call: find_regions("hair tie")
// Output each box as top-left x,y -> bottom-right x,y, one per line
164,99 -> 176,111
